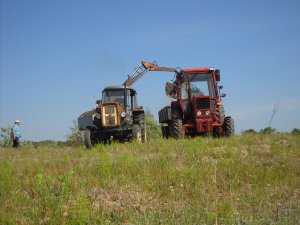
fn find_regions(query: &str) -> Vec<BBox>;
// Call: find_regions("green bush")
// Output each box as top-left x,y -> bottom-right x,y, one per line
0,125 -> 12,147
291,128 -> 300,135
260,126 -> 276,134
65,120 -> 83,147
241,129 -> 257,135
145,111 -> 162,140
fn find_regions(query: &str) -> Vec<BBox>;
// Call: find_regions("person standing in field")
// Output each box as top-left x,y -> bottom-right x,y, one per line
11,120 -> 21,148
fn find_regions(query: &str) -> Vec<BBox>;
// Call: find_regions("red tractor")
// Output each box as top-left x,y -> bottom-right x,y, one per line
158,67 -> 234,138
123,61 -> 234,138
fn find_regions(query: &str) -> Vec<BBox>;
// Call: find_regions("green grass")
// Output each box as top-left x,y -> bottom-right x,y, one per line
0,134 -> 299,224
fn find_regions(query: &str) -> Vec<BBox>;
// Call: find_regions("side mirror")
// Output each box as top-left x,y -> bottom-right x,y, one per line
215,69 -> 220,81
221,93 -> 226,98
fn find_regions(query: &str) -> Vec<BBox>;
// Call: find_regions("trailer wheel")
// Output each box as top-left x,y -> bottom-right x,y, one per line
223,117 -> 235,136
132,124 -> 142,142
84,129 -> 93,149
170,108 -> 183,139
161,124 -> 171,138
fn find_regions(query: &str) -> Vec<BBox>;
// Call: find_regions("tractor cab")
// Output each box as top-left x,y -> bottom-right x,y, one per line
78,85 -> 145,148
178,70 -> 219,118
180,72 -> 217,100
102,86 -> 138,109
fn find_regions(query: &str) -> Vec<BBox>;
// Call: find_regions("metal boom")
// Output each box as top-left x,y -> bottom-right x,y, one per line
123,61 -> 177,87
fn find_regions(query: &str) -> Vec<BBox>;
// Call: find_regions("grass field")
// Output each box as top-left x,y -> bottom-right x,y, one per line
1,134 -> 299,224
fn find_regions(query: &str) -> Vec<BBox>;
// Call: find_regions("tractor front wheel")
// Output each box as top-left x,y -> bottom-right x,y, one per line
84,129 -> 93,149
170,108 -> 183,139
137,113 -> 147,143
216,105 -> 225,124
132,124 -> 142,142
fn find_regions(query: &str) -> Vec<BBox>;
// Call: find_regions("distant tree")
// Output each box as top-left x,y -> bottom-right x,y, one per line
31,140 -> 58,148
291,128 -> 300,135
57,141 -> 68,147
145,110 -> 162,140
241,129 -> 257,135
260,127 -> 276,135
66,120 -> 83,146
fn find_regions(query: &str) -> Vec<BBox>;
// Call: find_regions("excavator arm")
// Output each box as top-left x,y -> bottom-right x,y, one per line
123,61 -> 178,87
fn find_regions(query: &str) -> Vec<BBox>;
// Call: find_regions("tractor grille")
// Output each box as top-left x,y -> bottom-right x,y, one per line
104,116 -> 116,125
104,105 -> 115,114
196,98 -> 210,109
102,105 -> 117,126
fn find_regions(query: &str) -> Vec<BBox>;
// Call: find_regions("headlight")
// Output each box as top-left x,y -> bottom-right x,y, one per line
121,112 -> 126,117
205,111 -> 210,115
197,111 -> 202,116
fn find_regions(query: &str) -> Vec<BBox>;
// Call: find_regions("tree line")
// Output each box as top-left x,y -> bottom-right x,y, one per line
1,117 -> 299,148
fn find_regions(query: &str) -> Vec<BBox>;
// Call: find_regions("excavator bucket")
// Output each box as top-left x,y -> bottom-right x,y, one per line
141,61 -> 177,72
165,82 -> 177,99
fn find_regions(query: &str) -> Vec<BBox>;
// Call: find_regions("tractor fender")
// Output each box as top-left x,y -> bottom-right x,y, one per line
78,110 -> 99,131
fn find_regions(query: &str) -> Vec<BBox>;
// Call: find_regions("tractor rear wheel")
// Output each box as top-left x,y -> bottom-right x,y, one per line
223,117 -> 235,136
84,129 -> 93,149
170,107 -> 183,139
132,124 -> 142,142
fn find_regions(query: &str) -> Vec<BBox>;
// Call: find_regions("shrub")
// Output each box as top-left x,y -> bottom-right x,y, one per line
241,129 -> 257,135
291,128 -> 300,135
0,125 -> 12,147
260,126 -> 276,135
66,120 -> 83,147
145,110 -> 161,140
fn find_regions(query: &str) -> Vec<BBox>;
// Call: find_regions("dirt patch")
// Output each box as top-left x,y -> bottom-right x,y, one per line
277,139 -> 290,147
137,153 -> 161,161
200,156 -> 218,164
256,143 -> 271,153
253,138 -> 271,153
201,156 -> 210,163
88,187 -> 155,213
213,146 -> 226,153
238,146 -> 249,158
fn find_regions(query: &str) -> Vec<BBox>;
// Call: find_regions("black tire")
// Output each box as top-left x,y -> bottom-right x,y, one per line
223,117 -> 235,136
161,124 -> 171,139
216,105 -> 225,123
137,113 -> 147,143
170,107 -> 183,139
84,130 -> 93,149
103,139 -> 111,145
132,124 -> 142,142
213,127 -> 222,138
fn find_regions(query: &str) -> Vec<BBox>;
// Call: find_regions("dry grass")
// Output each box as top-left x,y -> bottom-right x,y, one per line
0,134 -> 299,224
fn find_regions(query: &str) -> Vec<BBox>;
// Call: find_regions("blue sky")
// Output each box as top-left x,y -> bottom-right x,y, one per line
1,0 -> 300,141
